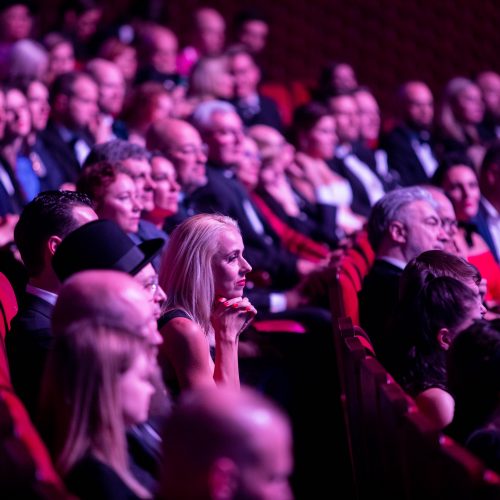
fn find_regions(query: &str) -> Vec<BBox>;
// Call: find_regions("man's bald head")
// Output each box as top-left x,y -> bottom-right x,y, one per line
399,81 -> 434,129
147,119 -> 207,194
52,270 -> 157,340
86,58 -> 125,115
160,386 -> 293,500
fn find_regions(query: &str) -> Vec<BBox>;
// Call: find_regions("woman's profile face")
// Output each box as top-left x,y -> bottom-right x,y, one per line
442,165 -> 480,221
304,115 -> 336,160
119,351 -> 154,427
212,229 -> 252,299
98,173 -> 142,233
454,84 -> 484,124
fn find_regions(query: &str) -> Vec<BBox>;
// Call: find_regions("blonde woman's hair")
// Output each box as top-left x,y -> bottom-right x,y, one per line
39,320 -> 151,498
188,55 -> 229,99
438,77 -> 480,144
159,213 -> 240,335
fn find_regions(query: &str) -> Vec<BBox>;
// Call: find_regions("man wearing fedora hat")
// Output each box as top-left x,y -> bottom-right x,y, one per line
6,190 -> 97,417
52,219 -> 166,320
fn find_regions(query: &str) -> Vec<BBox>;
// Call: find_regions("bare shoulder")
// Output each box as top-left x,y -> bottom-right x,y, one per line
416,388 -> 455,429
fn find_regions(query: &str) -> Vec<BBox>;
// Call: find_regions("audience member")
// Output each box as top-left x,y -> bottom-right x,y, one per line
159,386 -> 293,500
434,153 -> 500,303
289,102 -> 363,236
437,77 -> 489,165
233,9 -> 269,55
227,45 -> 282,130
121,82 -> 173,146
6,191 -> 97,417
446,319 -> 500,475
158,214 -> 256,397
476,71 -> 500,140
177,7 -> 226,77
328,91 -> 388,217
39,71 -> 99,181
41,32 -> 75,84
477,141 -> 500,261
359,186 -> 448,349
39,320 -> 154,498
389,273 -> 484,429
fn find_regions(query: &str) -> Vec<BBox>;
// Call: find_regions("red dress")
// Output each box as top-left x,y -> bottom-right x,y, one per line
468,251 -> 500,302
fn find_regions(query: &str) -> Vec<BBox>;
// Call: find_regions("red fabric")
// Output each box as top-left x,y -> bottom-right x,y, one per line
0,389 -> 65,491
468,251 -> 500,302
253,319 -> 306,334
250,192 -> 329,262
0,273 -> 18,340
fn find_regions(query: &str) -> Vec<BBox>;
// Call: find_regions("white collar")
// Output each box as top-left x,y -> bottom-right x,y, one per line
379,256 -> 406,270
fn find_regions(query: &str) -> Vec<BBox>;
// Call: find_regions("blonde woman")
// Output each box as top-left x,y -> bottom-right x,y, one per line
158,214 -> 257,396
39,321 -> 155,499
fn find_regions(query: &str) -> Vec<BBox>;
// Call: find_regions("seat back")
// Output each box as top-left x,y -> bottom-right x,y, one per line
0,388 -> 67,498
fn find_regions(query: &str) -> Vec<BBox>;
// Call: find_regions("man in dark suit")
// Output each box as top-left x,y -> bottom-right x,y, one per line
6,191 -> 97,417
476,141 -> 500,262
359,187 -> 449,354
381,81 -> 439,187
328,91 -> 388,217
38,71 -> 99,184
227,46 -> 282,132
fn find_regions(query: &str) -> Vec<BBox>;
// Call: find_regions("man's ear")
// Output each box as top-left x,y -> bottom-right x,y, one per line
388,220 -> 407,244
47,235 -> 62,257
437,327 -> 452,350
209,457 -> 239,500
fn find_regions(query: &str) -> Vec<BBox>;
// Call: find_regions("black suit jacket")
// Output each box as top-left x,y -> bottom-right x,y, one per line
358,259 -> 403,354
473,200 -> 500,262
330,145 -> 387,218
37,121 -> 82,184
190,165 -> 299,289
255,186 -> 339,248
6,293 -> 54,418
233,95 -> 283,132
381,125 -> 437,187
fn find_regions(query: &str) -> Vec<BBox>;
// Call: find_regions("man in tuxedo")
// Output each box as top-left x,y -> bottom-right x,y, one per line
382,81 -> 439,186
38,71 -> 99,183
328,91 -> 387,217
86,58 -> 127,140
6,191 -> 97,417
227,46 -> 282,131
477,141 -> 500,262
359,187 -> 448,352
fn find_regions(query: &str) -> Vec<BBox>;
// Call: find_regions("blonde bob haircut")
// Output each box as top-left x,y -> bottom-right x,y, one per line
38,319 -> 151,498
159,213 -> 240,335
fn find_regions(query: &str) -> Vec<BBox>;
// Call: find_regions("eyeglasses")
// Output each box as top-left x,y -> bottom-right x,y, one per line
143,277 -> 160,297
171,143 -> 209,157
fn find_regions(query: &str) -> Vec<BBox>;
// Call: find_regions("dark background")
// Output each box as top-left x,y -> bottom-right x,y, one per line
37,0 -> 500,116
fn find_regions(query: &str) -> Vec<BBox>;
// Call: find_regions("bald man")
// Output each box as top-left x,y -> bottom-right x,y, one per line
382,81 -> 438,186
86,58 -> 126,117
146,118 -> 208,232
160,386 -> 294,500
177,7 -> 226,77
53,270 -> 169,492
52,269 -> 161,351
136,25 -> 181,90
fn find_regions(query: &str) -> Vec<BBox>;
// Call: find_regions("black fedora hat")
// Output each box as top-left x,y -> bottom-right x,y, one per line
52,219 -> 165,282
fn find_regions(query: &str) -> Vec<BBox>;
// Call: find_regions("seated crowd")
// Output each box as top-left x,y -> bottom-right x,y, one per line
0,1 -> 500,498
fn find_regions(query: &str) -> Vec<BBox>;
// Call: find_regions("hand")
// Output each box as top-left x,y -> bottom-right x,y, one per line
211,296 -> 258,341
284,287 -> 309,309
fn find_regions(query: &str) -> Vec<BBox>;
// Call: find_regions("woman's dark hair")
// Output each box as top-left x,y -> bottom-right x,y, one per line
447,319 -> 500,443
288,101 -> 331,147
432,152 -> 476,187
